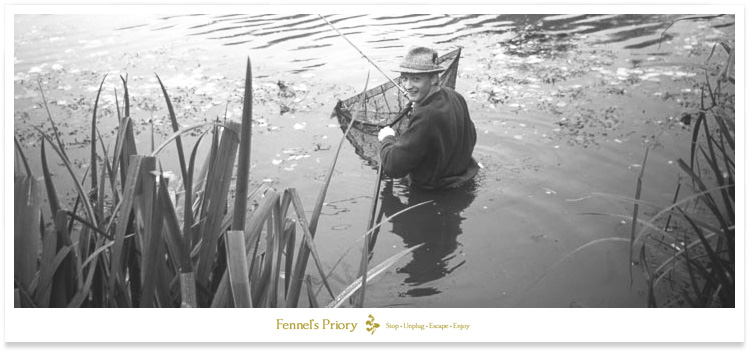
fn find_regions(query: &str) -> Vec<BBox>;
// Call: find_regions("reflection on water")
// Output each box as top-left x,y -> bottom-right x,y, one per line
379,179 -> 477,297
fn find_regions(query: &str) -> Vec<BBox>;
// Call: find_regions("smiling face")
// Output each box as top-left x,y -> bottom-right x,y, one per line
400,73 -> 439,103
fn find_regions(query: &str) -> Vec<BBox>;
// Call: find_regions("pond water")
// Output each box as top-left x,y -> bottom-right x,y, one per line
13,13 -> 735,307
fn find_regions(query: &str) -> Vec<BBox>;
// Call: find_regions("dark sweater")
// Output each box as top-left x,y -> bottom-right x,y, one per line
379,87 -> 478,189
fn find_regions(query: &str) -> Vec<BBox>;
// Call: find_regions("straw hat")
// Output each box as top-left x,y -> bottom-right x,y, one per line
394,46 -> 445,74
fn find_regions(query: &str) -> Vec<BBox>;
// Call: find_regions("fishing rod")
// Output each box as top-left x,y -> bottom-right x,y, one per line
318,14 -> 408,96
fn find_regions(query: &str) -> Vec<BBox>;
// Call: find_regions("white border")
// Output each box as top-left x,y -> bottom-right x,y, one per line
4,2 -> 746,346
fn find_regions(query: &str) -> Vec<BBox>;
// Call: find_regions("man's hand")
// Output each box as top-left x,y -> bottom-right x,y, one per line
378,126 -> 396,141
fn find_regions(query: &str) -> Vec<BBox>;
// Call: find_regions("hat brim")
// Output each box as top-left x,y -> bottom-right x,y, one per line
392,67 -> 446,74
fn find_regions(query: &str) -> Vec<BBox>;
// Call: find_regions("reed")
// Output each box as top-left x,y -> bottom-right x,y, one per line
14,58 -> 423,308
577,38 -> 735,307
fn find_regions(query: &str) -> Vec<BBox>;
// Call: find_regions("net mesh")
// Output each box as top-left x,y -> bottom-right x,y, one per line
331,48 -> 461,166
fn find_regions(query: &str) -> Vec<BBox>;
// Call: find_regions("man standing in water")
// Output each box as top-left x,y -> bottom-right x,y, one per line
378,46 -> 479,189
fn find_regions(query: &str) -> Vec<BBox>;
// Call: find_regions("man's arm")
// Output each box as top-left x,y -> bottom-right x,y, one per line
379,113 -> 433,178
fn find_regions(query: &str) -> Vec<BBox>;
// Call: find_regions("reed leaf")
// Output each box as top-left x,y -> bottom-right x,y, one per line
225,230 -> 253,308
35,224 -> 58,307
37,81 -> 67,158
36,238 -> 74,307
699,140 -> 734,225
713,111 -> 734,151
34,129 -> 98,236
40,139 -> 60,218
183,132 -> 210,259
527,237 -> 630,292
14,137 -> 32,176
157,175 -> 190,272
689,112 -> 706,170
639,240 -> 656,307
52,209 -> 77,307
68,237 -> 106,308
120,75 -> 130,118
149,122 -> 220,158
304,275 -> 319,308
284,220 -> 296,296
140,172 -> 166,308
90,74 -> 108,198
284,90 -> 360,306
629,147 -> 649,285
180,272 -> 197,308
195,122 -> 240,294
232,57 -> 254,231
210,187 -> 278,308
677,208 -> 732,297
288,188 -> 336,300
109,156 -> 149,292
682,236 -> 706,307
96,127 -> 119,206
653,231 -> 720,287
677,158 -> 729,236
14,175 -> 42,292
327,243 -> 425,308
317,199 -> 432,296
156,73 -> 191,220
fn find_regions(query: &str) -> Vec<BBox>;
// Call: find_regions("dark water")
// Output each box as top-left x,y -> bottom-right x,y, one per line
13,13 -> 735,307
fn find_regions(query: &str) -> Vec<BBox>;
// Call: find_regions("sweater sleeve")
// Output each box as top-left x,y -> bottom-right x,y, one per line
378,112 -> 433,178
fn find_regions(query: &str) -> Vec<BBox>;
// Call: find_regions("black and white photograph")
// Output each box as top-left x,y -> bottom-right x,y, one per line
6,4 -> 744,344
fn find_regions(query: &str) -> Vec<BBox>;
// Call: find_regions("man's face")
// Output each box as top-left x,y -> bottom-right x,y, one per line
400,73 -> 436,103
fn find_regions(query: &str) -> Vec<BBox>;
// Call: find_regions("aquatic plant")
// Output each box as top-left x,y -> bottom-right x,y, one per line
587,37 -> 734,307
13,59 -> 424,308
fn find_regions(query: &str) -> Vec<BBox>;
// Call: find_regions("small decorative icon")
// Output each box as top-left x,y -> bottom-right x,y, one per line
365,314 -> 380,335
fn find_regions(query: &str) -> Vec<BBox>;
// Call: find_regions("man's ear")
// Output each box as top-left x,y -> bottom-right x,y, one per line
430,73 -> 440,85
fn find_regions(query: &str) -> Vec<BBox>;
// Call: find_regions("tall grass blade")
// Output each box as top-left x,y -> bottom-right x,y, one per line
180,272 -> 197,307
210,187 -> 277,308
14,137 -> 32,176
700,137 -> 734,224
628,148 -> 649,286
304,275 -> 320,308
52,210 -> 77,307
37,81 -> 67,158
40,139 -> 60,217
157,175 -> 189,272
155,75 -> 192,243
109,156 -> 148,293
327,243 -> 425,308
37,223 -> 75,307
284,82 -> 362,306
226,230 -> 253,308
15,175 -> 42,292
288,188 -> 336,300
35,130 -> 98,235
183,132 -> 210,260
140,172 -> 166,308
35,224 -> 58,307
90,74 -> 108,198
678,208 -> 732,301
232,57 -> 254,231
689,112 -> 706,170
713,112 -> 735,151
195,122 -> 240,294
68,237 -> 106,308
284,221 -> 296,296
677,158 -> 729,236
528,237 -> 630,292
356,163 -> 382,307
681,237 -> 706,307
639,240 -> 656,307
